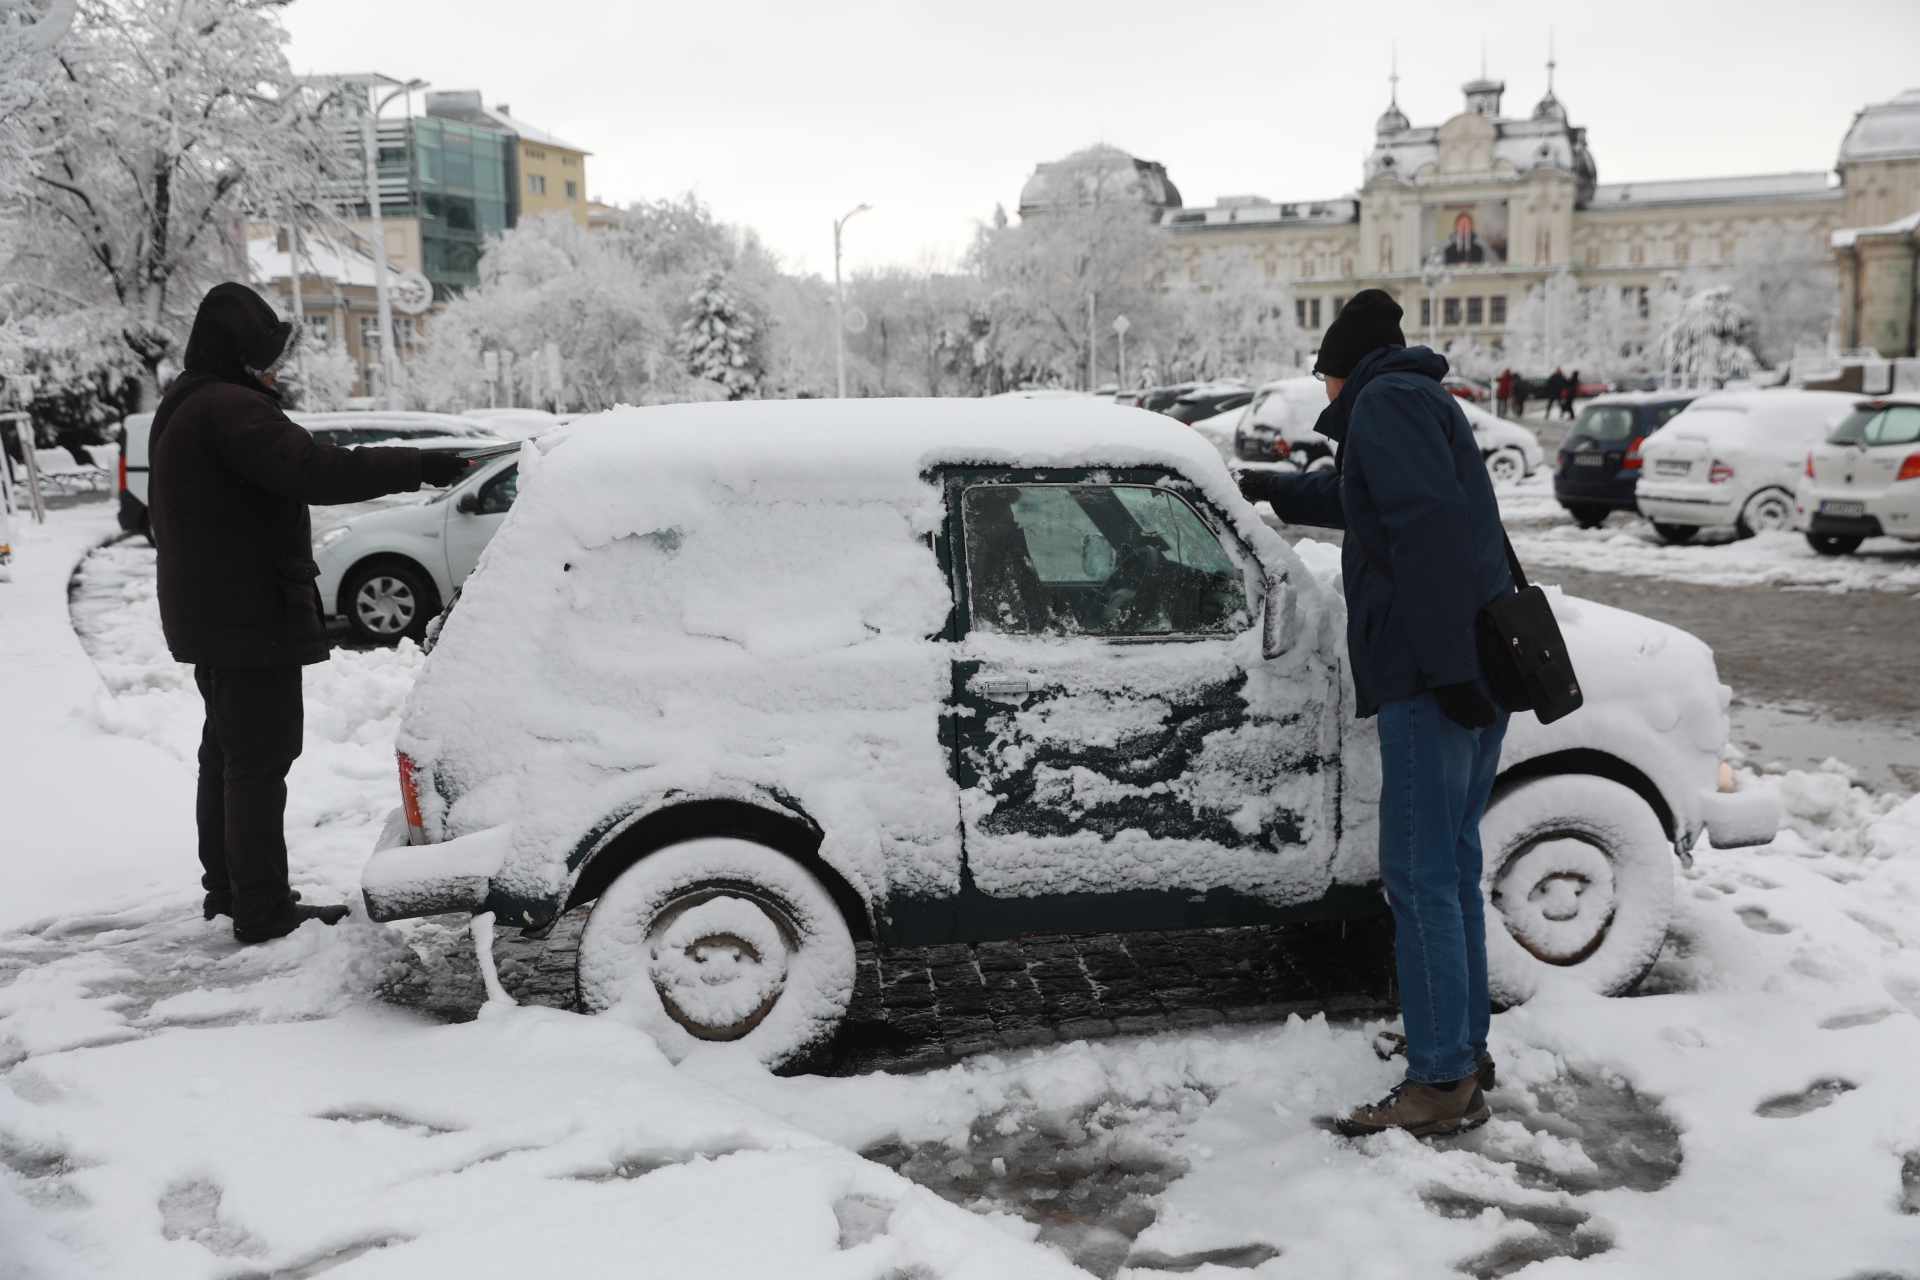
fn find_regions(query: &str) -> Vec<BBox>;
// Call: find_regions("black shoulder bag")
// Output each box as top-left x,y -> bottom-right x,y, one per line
1354,534 -> 1584,725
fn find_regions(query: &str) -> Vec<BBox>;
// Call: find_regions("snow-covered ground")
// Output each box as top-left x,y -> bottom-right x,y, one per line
4,504 -> 1920,1279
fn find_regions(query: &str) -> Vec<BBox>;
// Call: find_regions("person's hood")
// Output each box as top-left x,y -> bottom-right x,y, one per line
1312,345 -> 1449,443
182,282 -> 298,386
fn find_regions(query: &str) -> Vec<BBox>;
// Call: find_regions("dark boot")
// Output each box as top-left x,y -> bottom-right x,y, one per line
233,901 -> 348,944
204,888 -> 299,921
1371,1031 -> 1497,1091
1338,1076 -> 1491,1138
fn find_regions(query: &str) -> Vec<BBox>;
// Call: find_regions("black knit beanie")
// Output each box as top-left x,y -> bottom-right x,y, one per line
1313,288 -> 1406,378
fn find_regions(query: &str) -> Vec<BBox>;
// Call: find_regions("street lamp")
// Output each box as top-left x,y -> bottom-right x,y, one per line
1420,247 -> 1451,351
833,204 -> 870,399
360,75 -> 427,409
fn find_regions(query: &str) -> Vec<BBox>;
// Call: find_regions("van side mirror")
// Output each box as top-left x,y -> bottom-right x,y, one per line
455,492 -> 479,515
1262,567 -> 1298,659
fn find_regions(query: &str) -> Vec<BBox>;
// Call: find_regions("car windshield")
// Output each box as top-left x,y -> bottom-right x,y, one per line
1829,405 -> 1920,447
1568,406 -> 1637,443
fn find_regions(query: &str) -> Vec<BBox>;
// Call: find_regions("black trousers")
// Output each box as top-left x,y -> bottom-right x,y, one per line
194,664 -> 304,930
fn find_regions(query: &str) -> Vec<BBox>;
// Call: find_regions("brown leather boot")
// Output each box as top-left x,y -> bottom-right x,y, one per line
1337,1076 -> 1491,1138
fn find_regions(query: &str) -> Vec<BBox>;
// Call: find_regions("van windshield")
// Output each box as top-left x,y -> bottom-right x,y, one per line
1567,405 -> 1637,443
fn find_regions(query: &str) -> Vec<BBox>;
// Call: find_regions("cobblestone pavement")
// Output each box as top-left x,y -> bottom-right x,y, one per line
385,911 -> 1398,1075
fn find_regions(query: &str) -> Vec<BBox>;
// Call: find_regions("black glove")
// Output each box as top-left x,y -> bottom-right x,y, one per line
418,452 -> 473,488
1432,681 -> 1497,731
1235,470 -> 1271,505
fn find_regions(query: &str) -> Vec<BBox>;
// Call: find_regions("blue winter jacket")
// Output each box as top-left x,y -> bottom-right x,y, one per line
1257,345 -> 1513,717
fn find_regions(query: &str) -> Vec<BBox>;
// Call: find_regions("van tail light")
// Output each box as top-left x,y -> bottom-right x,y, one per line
1898,454 -> 1920,482
1708,460 -> 1734,484
397,751 -> 427,845
118,453 -> 127,492
1805,451 -> 1816,479
1272,439 -> 1291,459
1621,441 -> 1643,471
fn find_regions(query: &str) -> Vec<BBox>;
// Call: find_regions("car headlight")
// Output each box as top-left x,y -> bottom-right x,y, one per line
313,525 -> 351,551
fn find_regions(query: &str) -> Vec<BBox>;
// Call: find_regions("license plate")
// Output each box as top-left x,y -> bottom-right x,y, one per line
1573,454 -> 1606,468
1820,500 -> 1865,518
1655,460 -> 1691,476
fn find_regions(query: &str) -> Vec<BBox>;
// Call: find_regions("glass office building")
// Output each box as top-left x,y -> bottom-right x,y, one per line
408,117 -> 515,297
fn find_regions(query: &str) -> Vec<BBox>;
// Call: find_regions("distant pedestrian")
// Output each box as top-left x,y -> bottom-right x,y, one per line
148,283 -> 472,944
1494,369 -> 1515,418
1544,368 -> 1567,421
1561,370 -> 1581,419
1511,377 -> 1527,419
1237,290 -> 1510,1138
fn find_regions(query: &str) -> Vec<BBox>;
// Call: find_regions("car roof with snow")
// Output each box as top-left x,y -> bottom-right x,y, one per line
1575,390 -> 1700,406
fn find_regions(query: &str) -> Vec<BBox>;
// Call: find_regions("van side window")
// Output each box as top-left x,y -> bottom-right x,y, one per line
961,484 -> 1251,637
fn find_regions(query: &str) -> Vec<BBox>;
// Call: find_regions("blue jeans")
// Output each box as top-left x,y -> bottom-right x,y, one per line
1376,692 -> 1508,1084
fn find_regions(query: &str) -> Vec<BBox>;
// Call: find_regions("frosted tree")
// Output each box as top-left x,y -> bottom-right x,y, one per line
680,267 -> 761,400
6,0 -> 341,407
1660,287 -> 1757,388
1157,259 -> 1305,385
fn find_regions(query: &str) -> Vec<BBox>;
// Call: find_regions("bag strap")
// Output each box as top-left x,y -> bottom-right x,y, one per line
1355,529 -> 1532,592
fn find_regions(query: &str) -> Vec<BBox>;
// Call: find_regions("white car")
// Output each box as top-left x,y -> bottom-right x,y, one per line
312,453 -> 520,645
359,398 -> 1776,1071
118,408 -> 497,538
1232,376 -> 1541,482
1633,389 -> 1860,543
1795,396 -> 1920,554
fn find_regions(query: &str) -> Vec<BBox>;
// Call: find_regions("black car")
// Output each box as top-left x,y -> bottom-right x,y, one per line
1124,383 -> 1200,414
1554,394 -> 1698,527
1166,384 -> 1253,425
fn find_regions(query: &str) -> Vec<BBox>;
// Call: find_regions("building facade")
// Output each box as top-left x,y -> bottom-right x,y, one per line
1026,80 -> 1920,361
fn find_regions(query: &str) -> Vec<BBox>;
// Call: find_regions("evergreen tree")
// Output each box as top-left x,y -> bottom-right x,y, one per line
680,268 -> 760,400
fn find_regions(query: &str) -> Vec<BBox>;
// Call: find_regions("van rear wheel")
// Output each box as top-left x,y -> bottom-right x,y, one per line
1479,775 -> 1674,1006
577,839 -> 856,1072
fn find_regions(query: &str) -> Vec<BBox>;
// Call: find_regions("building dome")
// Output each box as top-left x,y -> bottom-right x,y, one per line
1376,101 -> 1410,135
1839,87 -> 1920,164
1532,89 -> 1567,122
1018,146 -> 1182,214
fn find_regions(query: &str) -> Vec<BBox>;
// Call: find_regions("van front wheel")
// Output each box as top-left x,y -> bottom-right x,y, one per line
577,839 -> 856,1072
1479,775 -> 1674,1006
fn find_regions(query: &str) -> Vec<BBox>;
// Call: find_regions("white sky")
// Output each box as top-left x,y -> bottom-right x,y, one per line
283,0 -> 1920,279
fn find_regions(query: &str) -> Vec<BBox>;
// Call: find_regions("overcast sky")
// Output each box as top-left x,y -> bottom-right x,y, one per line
283,0 -> 1920,279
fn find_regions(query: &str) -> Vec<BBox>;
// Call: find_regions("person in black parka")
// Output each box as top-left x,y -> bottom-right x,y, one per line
149,283 -> 469,943
1239,289 -> 1514,1139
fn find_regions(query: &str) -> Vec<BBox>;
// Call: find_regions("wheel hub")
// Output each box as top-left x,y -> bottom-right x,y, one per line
1493,833 -> 1618,965
355,576 -> 415,633
647,890 -> 797,1041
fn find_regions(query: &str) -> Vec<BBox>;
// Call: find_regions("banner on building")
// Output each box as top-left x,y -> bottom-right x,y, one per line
1422,200 -> 1508,266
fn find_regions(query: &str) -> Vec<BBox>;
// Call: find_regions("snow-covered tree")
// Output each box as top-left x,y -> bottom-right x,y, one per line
1660,286 -> 1757,388
680,267 -> 760,400
5,0 -> 341,407
1155,259 -> 1304,386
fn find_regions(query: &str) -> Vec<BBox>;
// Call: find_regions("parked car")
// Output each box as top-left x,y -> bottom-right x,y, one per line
1795,396 -> 1920,555
118,408 -> 495,539
1231,376 -> 1540,482
361,398 -> 1776,1070
1553,392 -> 1700,527
313,452 -> 520,644
1634,389 -> 1860,543
1441,375 -> 1490,404
1123,383 -> 1201,414
1165,382 -> 1253,425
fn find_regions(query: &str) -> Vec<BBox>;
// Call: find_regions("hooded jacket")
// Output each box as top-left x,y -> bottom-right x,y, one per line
149,283 -> 424,666
1256,345 -> 1513,716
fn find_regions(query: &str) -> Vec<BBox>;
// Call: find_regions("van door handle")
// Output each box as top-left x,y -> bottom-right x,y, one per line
976,678 -> 1029,695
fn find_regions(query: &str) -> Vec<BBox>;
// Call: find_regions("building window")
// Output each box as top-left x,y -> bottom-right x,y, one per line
303,313 -> 332,348
1378,235 -> 1394,273
524,147 -> 546,160
1443,297 -> 1461,326
1466,297 -> 1483,325
1674,240 -> 1689,263
393,317 -> 417,352
1421,297 -> 1433,327
358,314 -> 382,357
1310,298 -> 1322,328
528,173 -> 547,195
1636,287 -> 1649,320
565,180 -> 578,200
1489,296 -> 1506,325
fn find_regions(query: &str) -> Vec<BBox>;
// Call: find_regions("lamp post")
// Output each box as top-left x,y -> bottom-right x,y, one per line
1420,247 -> 1451,351
1112,314 -> 1131,393
833,204 -> 870,399
361,75 -> 427,409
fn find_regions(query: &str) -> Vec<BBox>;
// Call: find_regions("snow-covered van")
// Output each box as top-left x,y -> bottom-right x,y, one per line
364,399 -> 1777,1068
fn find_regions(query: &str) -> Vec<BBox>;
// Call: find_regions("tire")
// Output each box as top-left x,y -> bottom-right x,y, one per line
1485,447 -> 1527,484
1479,775 -> 1674,1006
1566,504 -> 1610,530
1651,523 -> 1697,545
1734,487 -> 1794,538
342,560 -> 436,646
1804,532 -> 1863,557
577,838 -> 856,1072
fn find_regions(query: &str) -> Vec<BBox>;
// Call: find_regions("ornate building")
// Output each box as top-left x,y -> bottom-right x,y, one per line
1023,78 -> 1920,359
